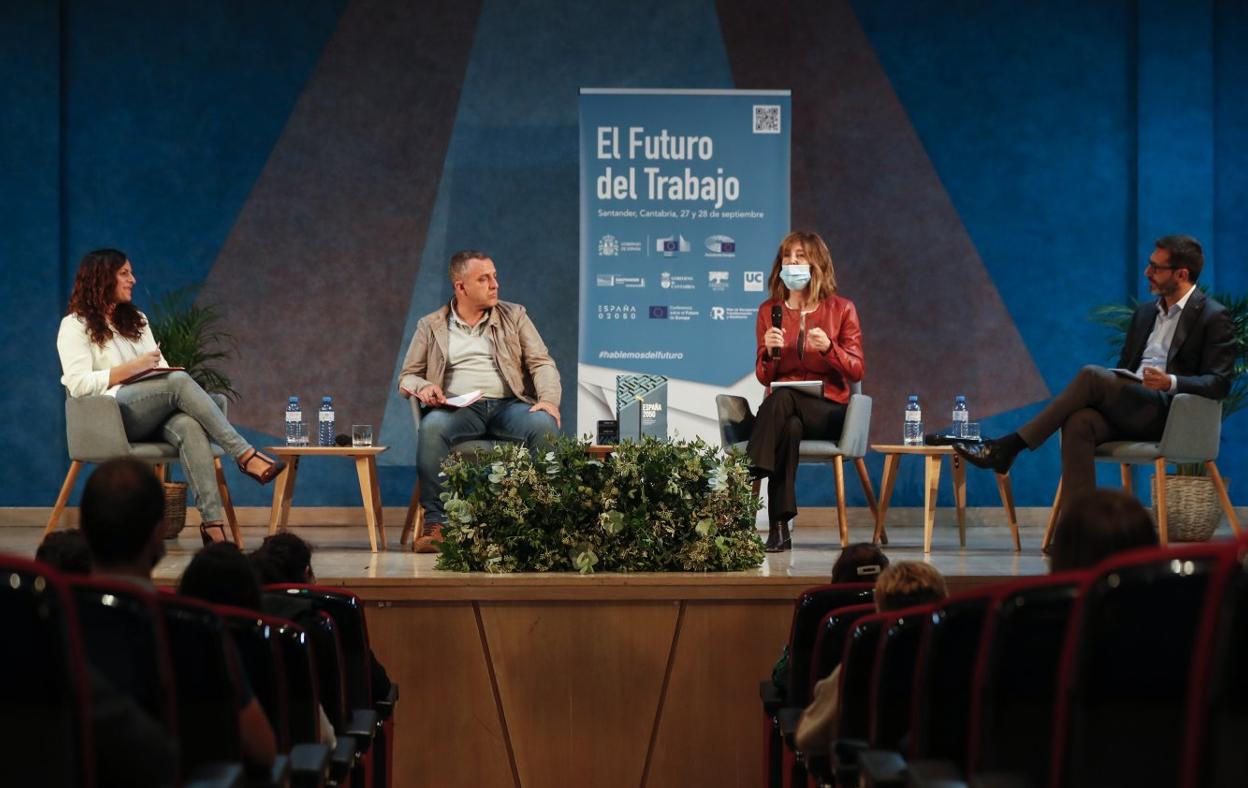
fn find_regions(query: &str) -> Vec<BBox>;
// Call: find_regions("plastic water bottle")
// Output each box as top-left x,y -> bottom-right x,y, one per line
285,397 -> 302,445
952,395 -> 969,438
318,396 -> 335,447
904,395 -> 923,446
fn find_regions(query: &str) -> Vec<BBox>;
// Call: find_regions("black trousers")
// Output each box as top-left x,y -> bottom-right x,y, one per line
746,387 -> 847,523
1017,365 -> 1169,508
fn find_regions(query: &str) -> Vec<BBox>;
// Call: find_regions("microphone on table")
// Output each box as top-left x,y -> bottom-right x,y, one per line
770,304 -> 783,359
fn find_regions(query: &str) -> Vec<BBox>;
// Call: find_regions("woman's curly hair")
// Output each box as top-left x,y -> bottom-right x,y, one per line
66,249 -> 146,346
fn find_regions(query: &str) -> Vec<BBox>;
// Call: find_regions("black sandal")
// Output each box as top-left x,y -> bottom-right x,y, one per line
238,449 -> 286,485
200,521 -> 228,546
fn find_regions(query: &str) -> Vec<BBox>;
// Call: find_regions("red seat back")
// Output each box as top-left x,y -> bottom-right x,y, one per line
158,593 -> 243,771
219,605 -> 292,751
834,613 -> 889,743
0,555 -> 94,788
1181,543 -> 1248,788
868,605 -> 933,751
808,603 -> 876,693
967,573 -> 1083,784
267,584 -> 375,710
1050,544 -> 1236,788
782,584 -> 875,706
908,586 -> 995,767
70,577 -> 178,733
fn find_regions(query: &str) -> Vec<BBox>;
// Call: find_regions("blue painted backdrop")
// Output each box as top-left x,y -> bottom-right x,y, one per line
3,0 -> 1245,515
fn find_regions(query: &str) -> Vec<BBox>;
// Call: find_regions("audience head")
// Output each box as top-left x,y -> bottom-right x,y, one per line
831,543 -> 889,583
80,458 -> 166,576
874,561 -> 948,612
1049,488 -> 1159,573
250,532 -> 316,585
36,529 -> 92,575
179,543 -> 262,611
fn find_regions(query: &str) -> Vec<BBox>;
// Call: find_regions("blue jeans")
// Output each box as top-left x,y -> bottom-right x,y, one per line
417,397 -> 559,524
114,371 -> 253,523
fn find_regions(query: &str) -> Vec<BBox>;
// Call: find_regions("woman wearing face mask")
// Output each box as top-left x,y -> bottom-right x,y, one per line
748,232 -> 865,551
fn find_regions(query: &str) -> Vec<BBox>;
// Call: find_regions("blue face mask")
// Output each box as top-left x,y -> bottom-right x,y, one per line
779,264 -> 811,292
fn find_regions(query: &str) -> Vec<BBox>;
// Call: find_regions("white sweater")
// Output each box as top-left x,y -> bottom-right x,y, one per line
57,313 -> 169,398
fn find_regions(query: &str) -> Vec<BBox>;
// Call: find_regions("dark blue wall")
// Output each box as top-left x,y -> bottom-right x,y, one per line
3,0 -> 1245,514
1,1 -> 64,497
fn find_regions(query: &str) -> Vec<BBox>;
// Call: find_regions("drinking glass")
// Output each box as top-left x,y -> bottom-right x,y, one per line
963,422 -> 981,441
352,424 -> 374,447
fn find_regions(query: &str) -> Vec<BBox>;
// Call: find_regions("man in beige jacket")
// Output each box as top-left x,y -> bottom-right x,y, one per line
399,250 -> 562,551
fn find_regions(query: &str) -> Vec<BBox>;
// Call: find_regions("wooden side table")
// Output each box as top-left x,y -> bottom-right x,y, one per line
265,446 -> 388,552
870,444 -> 1020,553
587,444 -> 615,460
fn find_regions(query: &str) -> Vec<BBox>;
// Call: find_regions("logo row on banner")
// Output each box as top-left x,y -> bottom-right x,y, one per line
595,270 -> 766,293
596,304 -> 757,321
597,233 -> 738,257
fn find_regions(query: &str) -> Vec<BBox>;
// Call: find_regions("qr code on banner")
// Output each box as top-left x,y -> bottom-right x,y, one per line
753,104 -> 781,134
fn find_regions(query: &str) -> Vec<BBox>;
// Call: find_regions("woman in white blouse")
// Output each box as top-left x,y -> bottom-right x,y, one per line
57,249 -> 285,545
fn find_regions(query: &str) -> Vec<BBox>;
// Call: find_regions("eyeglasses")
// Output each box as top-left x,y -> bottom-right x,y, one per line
1145,262 -> 1176,272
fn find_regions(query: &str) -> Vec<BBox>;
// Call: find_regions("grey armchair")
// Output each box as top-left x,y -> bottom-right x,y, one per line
398,396 -> 513,551
715,381 -> 880,547
1042,393 -> 1241,547
44,394 -> 242,546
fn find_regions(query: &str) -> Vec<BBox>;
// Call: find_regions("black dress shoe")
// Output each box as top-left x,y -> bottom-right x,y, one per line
764,522 -> 780,551
953,438 -> 1017,474
766,521 -> 791,553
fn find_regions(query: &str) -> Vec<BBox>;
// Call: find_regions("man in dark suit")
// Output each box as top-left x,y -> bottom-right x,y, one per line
956,234 -> 1236,508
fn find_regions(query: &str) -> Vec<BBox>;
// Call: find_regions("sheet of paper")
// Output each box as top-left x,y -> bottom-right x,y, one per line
444,390 -> 483,408
770,380 -> 823,397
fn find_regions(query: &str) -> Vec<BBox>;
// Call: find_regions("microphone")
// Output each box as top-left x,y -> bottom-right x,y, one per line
770,304 -> 783,359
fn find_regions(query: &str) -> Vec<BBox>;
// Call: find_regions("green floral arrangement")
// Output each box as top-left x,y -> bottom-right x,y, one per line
434,436 -> 765,574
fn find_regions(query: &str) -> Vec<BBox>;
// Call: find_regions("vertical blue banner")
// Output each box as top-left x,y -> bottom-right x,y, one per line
578,89 -> 791,442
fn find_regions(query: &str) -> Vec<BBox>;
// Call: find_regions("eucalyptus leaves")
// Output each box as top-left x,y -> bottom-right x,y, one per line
435,436 -> 765,573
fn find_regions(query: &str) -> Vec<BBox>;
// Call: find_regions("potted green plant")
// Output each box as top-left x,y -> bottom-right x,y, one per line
1090,289 -> 1248,540
147,286 -> 239,401
146,286 -> 238,536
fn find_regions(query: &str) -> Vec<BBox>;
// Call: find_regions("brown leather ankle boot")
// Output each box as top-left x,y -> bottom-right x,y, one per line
413,524 -> 443,554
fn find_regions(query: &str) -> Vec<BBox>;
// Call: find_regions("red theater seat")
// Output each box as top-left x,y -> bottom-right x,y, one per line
1050,544 -> 1238,788
0,555 -> 94,788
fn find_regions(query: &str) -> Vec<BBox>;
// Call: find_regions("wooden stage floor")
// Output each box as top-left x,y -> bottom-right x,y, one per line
1,519 -> 1057,589
9,502 -> 1240,587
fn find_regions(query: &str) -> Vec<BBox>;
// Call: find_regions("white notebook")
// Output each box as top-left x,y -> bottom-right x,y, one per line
770,380 -> 823,397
